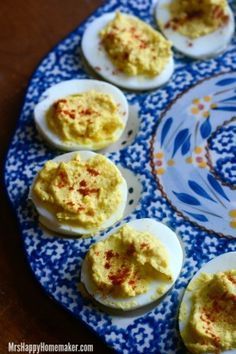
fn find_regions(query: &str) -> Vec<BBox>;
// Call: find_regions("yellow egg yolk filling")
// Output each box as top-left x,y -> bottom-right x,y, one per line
33,154 -> 123,230
87,225 -> 173,297
166,0 -> 229,39
181,270 -> 236,353
47,91 -> 124,148
100,12 -> 172,77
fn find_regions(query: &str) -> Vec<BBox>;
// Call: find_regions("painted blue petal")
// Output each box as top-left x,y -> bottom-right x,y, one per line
188,180 -> 216,203
181,135 -> 191,155
207,174 -> 230,201
200,118 -> 211,139
216,78 -> 236,86
173,191 -> 201,205
212,106 -> 236,112
219,95 -> 236,103
184,210 -> 208,222
161,117 -> 173,146
172,128 -> 189,157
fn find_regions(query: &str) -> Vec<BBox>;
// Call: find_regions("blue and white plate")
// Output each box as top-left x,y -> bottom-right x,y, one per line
4,0 -> 236,353
151,73 -> 236,238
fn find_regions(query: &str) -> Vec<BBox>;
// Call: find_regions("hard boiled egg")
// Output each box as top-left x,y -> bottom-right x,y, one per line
155,0 -> 235,59
81,218 -> 184,311
179,252 -> 236,354
30,151 -> 128,236
34,79 -> 129,151
81,13 -> 174,91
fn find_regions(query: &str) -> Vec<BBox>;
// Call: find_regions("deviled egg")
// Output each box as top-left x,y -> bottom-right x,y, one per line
155,0 -> 235,59
30,151 -> 128,236
179,252 -> 236,353
34,79 -> 129,151
81,218 -> 184,310
81,12 -> 174,90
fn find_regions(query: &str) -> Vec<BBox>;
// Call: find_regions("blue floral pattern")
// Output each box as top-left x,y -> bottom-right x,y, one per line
4,0 -> 236,353
151,73 -> 236,237
207,118 -> 236,188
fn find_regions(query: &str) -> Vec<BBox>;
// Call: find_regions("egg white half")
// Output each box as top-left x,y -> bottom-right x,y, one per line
155,0 -> 235,59
30,151 -> 128,236
81,13 -> 174,91
34,79 -> 129,151
81,218 -> 184,311
179,252 -> 236,354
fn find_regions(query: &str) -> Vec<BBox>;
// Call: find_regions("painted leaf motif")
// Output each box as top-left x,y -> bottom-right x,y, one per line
219,95 -> 236,103
181,134 -> 191,155
207,174 -> 230,201
184,210 -> 208,222
161,117 -> 173,146
173,191 -> 201,205
212,106 -> 236,112
200,118 -> 211,139
172,128 -> 189,157
188,180 -> 216,203
216,78 -> 236,86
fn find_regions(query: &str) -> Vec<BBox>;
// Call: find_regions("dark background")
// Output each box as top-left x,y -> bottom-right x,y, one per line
0,1 -> 113,353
